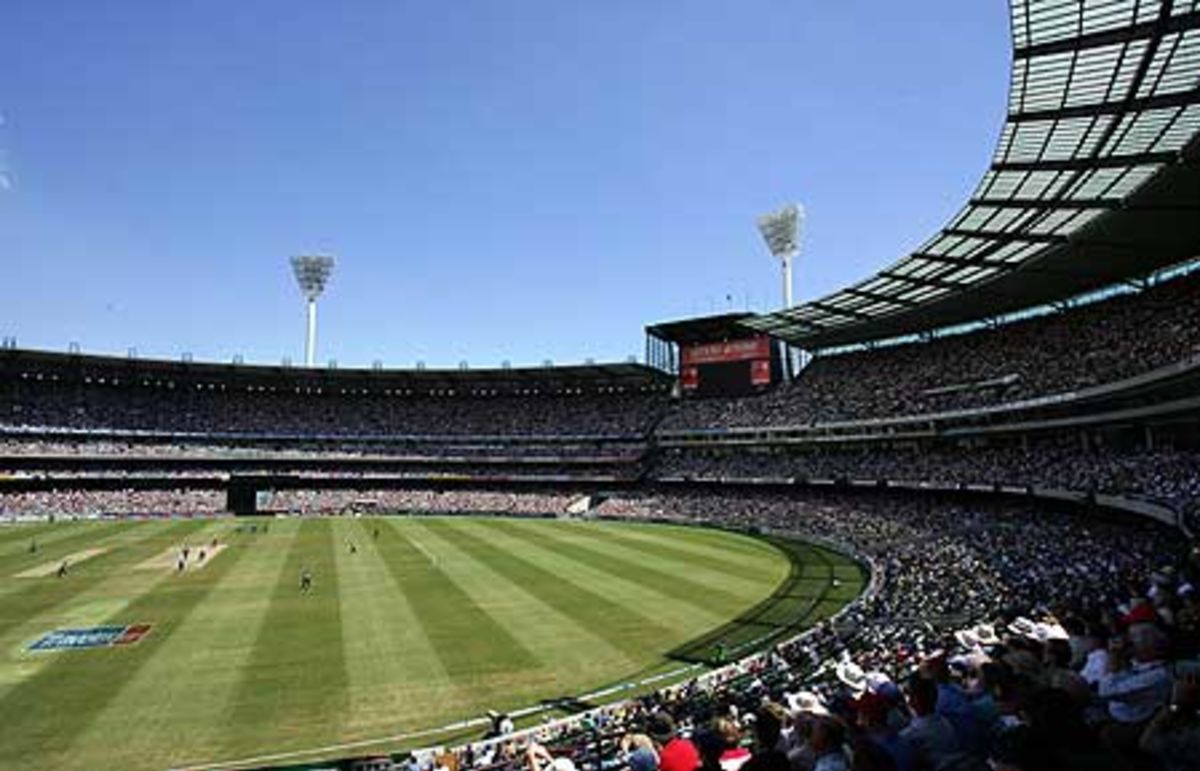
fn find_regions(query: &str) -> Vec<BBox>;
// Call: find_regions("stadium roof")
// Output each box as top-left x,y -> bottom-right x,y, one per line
746,0 -> 1200,350
645,313 -> 760,345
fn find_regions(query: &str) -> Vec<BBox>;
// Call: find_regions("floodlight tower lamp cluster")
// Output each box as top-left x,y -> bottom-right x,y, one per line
290,255 -> 335,368
756,203 -> 805,379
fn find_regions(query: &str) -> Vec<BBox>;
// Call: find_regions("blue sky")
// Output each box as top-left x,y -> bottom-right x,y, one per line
0,1 -> 1010,368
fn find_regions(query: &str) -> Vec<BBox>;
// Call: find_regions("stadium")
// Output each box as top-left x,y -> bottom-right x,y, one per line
2,2 -> 1200,771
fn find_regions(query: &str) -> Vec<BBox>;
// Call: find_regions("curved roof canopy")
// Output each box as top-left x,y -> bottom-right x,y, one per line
747,0 -> 1200,349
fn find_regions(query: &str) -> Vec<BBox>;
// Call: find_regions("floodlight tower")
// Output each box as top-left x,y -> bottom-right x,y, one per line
756,203 -> 805,379
290,255 -> 335,367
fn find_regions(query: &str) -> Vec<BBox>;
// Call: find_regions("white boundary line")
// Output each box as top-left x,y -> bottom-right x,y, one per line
169,664 -> 701,771
171,519 -> 877,771
169,720 -> 488,771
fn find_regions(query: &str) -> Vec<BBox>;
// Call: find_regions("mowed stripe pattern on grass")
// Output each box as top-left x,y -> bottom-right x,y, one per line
0,517 -> 841,771
0,520 -> 229,769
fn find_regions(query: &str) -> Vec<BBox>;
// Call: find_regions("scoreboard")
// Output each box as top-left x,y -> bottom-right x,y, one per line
680,335 -> 775,396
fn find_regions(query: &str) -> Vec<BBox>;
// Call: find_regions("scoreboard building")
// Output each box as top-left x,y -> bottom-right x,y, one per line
645,313 -> 783,397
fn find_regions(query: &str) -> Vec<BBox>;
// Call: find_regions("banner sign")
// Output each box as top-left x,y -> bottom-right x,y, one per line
750,359 -> 772,385
28,623 -> 153,652
680,336 -> 771,366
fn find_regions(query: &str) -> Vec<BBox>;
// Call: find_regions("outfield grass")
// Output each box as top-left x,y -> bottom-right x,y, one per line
0,516 -> 861,771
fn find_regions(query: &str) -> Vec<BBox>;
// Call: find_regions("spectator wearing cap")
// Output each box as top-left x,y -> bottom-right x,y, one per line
783,695 -> 827,771
648,713 -> 700,771
625,747 -> 660,771
621,732 -> 660,771
835,661 -> 867,696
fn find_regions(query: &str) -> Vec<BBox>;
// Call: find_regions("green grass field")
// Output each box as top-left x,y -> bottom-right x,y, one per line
0,516 -> 863,771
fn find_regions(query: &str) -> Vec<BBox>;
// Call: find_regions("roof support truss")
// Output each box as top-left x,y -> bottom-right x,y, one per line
1013,8 -> 1200,60
942,228 -> 1068,244
1010,88 -> 1200,123
992,151 -> 1179,173
843,288 -> 920,308
808,302 -> 876,322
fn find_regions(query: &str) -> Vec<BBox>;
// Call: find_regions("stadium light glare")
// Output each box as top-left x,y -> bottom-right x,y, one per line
290,255 -> 335,367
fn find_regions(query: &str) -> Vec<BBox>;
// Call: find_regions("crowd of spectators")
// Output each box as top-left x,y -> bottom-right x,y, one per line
260,489 -> 576,516
662,271 -> 1200,430
652,440 -> 1200,520
413,488 -> 1200,771
5,269 -> 1199,453
0,436 -> 649,482
0,488 -> 224,519
0,437 -> 647,461
0,389 -> 668,437
0,467 -> 635,483
0,488 -> 579,519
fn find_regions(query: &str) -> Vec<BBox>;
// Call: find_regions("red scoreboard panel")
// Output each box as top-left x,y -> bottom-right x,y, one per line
680,336 -> 774,396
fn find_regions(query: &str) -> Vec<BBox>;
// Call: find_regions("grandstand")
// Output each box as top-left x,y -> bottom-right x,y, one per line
2,1 -> 1200,771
